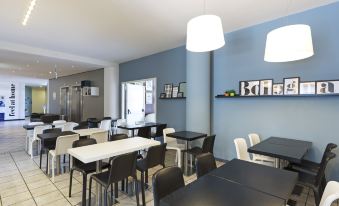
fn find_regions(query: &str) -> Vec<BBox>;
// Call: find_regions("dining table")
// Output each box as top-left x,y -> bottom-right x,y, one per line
73,128 -> 107,137
68,136 -> 160,205
160,159 -> 298,206
117,122 -> 165,136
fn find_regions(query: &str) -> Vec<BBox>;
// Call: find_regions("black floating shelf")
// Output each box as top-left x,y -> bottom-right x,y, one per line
215,94 -> 339,98
159,97 -> 186,99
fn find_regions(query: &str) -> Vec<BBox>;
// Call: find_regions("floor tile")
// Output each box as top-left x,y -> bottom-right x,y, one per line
34,191 -> 64,206
30,184 -> 58,198
10,198 -> 36,206
1,191 -> 32,206
0,185 -> 29,198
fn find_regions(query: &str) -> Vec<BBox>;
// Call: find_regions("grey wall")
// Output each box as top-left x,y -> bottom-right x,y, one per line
213,2 -> 339,180
48,69 -> 104,120
120,47 -> 186,130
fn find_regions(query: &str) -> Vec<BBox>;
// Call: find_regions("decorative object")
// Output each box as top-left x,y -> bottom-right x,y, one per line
179,82 -> 187,97
160,93 -> 166,99
259,79 -> 273,95
300,82 -> 316,95
172,86 -> 179,98
316,80 -> 339,95
146,92 -> 153,104
145,80 -> 153,91
264,24 -> 314,62
224,90 -> 236,96
272,84 -> 284,96
240,81 -> 260,96
284,77 -> 300,95
164,84 -> 173,98
177,92 -> 184,98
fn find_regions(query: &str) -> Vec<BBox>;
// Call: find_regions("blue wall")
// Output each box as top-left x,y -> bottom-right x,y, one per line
120,47 -> 187,131
213,2 -> 339,180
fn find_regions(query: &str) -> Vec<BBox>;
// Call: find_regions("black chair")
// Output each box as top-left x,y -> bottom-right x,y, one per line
151,124 -> 167,143
110,133 -> 128,141
287,152 -> 336,206
152,166 -> 185,206
88,151 -> 139,206
185,135 -> 216,167
195,153 -> 217,178
103,117 -> 111,120
69,138 -> 110,206
74,121 -> 89,130
137,127 -> 151,139
87,118 -> 98,128
137,143 -> 167,206
40,128 -> 62,173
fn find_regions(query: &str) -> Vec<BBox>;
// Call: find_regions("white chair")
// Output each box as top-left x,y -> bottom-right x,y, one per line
115,119 -> 129,135
62,122 -> 79,131
319,181 -> 339,206
163,128 -> 185,168
248,133 -> 276,164
233,138 -> 274,166
26,122 -> 44,152
99,119 -> 112,135
53,120 -> 67,129
90,131 -> 109,144
29,125 -> 52,158
48,134 -> 79,182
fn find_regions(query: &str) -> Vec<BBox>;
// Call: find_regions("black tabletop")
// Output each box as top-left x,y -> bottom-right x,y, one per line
37,131 -> 76,148
209,159 -> 298,200
166,131 -> 207,141
248,137 -> 312,163
23,124 -> 49,130
160,175 -> 285,206
117,122 -> 165,130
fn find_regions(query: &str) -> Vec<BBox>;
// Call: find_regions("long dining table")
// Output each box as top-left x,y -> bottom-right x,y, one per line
68,137 -> 160,205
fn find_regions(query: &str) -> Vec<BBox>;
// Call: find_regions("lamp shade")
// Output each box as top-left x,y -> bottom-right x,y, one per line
264,24 -> 314,62
186,15 -> 225,52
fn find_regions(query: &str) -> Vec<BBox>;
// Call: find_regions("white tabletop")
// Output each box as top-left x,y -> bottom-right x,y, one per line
68,137 -> 160,163
73,128 -> 106,136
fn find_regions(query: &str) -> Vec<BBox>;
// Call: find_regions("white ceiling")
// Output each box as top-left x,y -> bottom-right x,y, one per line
0,0 -> 337,79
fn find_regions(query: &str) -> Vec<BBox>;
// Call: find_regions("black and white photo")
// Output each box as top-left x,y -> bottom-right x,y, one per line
273,84 -> 284,95
284,77 -> 300,95
260,79 -> 273,95
240,80 -> 260,96
316,80 -> 339,94
300,82 -> 316,95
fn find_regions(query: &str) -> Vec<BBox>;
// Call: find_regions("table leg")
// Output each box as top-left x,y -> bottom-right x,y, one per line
185,141 -> 188,174
96,160 -> 103,206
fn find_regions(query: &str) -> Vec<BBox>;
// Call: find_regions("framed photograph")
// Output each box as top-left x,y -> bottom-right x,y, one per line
172,86 -> 179,98
145,80 -> 153,91
177,92 -> 184,98
316,80 -> 339,95
146,92 -> 153,104
179,82 -> 186,97
159,93 -> 166,98
239,80 -> 260,96
273,84 -> 284,95
300,82 -> 316,95
164,84 -> 173,98
259,79 -> 273,96
284,77 -> 300,95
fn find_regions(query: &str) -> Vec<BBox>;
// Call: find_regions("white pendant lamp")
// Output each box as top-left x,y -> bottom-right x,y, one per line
264,24 -> 314,62
186,0 -> 225,53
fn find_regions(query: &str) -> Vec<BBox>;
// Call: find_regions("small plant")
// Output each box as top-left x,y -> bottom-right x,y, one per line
224,89 -> 236,96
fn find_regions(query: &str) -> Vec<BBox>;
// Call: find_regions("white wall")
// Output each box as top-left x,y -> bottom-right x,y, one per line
104,65 -> 119,119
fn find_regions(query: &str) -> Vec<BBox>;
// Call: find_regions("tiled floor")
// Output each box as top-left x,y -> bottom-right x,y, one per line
0,120 -> 335,206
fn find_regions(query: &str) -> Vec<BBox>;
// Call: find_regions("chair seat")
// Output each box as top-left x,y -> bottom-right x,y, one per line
288,159 -> 320,174
185,147 -> 203,156
73,162 -> 110,174
91,171 -> 111,187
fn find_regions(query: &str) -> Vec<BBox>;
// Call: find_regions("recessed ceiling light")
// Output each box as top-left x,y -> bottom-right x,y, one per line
49,71 -> 52,74
22,0 -> 37,26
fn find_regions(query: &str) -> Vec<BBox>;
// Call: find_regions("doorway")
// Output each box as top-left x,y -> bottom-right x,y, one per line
121,78 -> 156,124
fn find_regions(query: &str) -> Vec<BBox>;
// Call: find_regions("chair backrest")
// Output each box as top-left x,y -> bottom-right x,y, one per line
138,127 -> 151,138
55,134 -> 79,155
43,128 -> 62,134
163,128 -> 176,144
110,133 -> 128,141
87,118 -> 98,128
155,124 -> 167,137
99,119 -> 112,131
320,181 -> 339,206
72,138 -> 97,167
116,119 -> 128,134
195,153 -> 217,178
53,120 -> 66,125
234,138 -> 251,161
62,122 -> 79,131
73,122 -> 88,130
248,133 -> 261,147
319,143 -> 338,165
33,125 -> 52,139
202,135 -> 216,153
315,152 -> 336,186
90,131 -> 108,144
145,143 -> 167,168
28,122 -> 44,126
152,166 -> 185,206
108,151 -> 138,184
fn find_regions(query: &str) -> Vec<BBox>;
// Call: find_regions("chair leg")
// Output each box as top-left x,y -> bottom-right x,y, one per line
88,177 -> 93,206
51,155 -> 55,182
121,179 -> 125,192
39,148 -> 43,168
104,188 -> 108,206
134,176 -> 140,206
126,178 -> 129,194
110,184 -> 114,205
82,174 -> 87,206
114,182 -> 118,198
69,169 -> 73,197
313,188 -> 321,206
30,140 -> 34,159
45,150 -> 49,174
178,150 -> 182,168
141,172 -> 146,206
145,170 -> 148,185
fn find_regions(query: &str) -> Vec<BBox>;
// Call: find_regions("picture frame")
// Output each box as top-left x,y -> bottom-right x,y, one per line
159,93 -> 166,99
146,92 -> 153,104
145,80 -> 153,91
172,86 -> 179,98
316,80 -> 339,95
272,84 -> 284,96
164,84 -> 173,98
179,82 -> 186,97
239,80 -> 260,96
259,79 -> 273,96
177,92 -> 184,98
283,77 -> 300,95
300,81 -> 316,95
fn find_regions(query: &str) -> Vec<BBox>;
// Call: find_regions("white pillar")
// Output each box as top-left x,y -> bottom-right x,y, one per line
104,65 -> 119,119
186,51 -> 211,134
